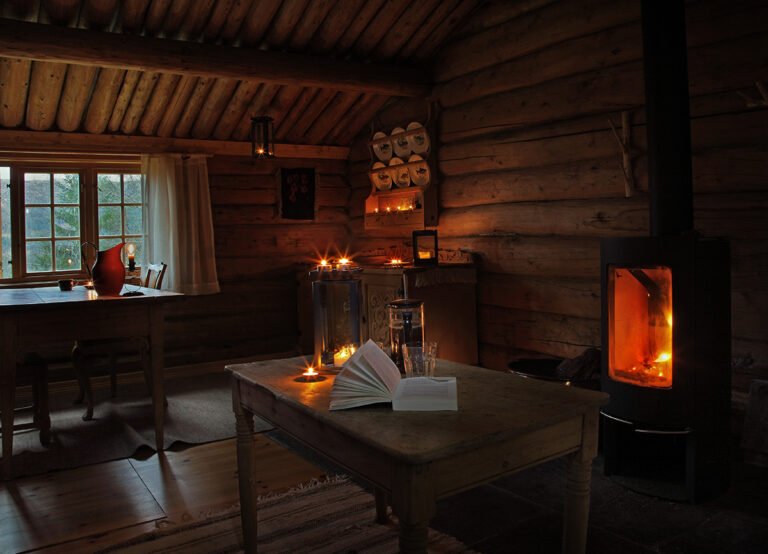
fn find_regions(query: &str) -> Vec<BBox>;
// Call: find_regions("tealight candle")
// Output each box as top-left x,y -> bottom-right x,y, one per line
302,367 -> 320,381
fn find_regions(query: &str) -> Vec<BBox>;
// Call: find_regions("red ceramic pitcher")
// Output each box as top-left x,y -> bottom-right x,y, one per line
81,242 -> 125,296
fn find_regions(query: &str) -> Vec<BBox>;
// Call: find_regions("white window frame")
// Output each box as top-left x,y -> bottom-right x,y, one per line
1,158 -> 142,283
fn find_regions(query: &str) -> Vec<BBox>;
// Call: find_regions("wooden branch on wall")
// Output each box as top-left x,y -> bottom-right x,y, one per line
608,111 -> 635,197
0,129 -> 350,159
737,81 -> 768,108
0,18 -> 431,98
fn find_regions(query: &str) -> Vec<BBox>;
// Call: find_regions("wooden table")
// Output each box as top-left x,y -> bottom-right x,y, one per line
0,285 -> 182,479
230,357 -> 608,554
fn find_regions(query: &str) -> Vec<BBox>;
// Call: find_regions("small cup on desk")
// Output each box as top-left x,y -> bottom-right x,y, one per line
57,279 -> 74,291
403,342 -> 437,378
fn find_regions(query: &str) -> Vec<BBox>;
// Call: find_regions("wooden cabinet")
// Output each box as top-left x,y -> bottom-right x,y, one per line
297,264 -> 478,365
360,265 -> 478,365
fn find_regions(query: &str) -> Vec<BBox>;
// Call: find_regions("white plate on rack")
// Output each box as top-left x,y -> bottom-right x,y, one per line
408,154 -> 430,187
388,157 -> 411,188
391,127 -> 411,158
406,121 -> 430,154
371,161 -> 392,191
372,131 -> 392,162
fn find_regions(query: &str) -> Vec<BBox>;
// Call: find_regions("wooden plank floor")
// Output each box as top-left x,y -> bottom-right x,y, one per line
0,434 -> 326,553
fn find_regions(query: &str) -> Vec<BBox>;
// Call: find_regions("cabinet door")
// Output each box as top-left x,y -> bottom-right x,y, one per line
362,272 -> 403,345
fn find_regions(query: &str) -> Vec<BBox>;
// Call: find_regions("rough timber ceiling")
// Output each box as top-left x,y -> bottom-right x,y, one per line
0,0 -> 481,153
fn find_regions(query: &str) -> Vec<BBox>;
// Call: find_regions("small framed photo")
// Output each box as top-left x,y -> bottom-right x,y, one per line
412,230 -> 438,266
279,167 -> 316,220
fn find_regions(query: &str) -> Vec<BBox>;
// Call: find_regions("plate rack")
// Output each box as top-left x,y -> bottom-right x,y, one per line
364,103 -> 439,231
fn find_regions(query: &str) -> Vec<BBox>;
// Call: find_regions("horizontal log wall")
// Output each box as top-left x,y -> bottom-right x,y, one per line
164,155 -> 350,366
427,0 -> 768,392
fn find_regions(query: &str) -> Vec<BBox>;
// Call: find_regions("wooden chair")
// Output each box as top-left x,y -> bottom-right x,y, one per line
72,262 -> 167,420
0,353 -> 51,447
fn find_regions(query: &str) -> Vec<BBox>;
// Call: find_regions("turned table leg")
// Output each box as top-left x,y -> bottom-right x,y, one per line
374,488 -> 389,523
392,463 -> 435,554
234,383 -> 258,554
562,409 -> 599,554
1,318 -> 17,480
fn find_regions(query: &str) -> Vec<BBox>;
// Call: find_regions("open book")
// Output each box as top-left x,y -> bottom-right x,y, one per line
329,340 -> 457,411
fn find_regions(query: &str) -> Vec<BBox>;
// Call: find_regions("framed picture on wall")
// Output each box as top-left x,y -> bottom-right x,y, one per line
278,167 -> 316,220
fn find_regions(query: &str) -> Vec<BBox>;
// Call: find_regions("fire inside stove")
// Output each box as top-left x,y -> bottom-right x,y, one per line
608,266 -> 673,388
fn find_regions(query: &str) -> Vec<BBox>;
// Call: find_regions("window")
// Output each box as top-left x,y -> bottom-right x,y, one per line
97,173 -> 144,264
24,172 -> 82,273
0,162 -> 143,282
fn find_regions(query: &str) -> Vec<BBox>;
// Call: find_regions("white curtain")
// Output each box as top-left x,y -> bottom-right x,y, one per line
141,154 -> 220,295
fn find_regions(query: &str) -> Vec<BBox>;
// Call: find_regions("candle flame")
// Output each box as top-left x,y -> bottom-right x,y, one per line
303,366 -> 318,378
319,259 -> 328,266
338,257 -> 350,266
654,352 -> 671,363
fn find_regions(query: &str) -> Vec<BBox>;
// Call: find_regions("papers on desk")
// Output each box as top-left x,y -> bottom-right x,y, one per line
329,340 -> 457,411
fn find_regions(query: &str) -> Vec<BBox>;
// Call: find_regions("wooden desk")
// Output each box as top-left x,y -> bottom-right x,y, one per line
230,357 -> 608,554
0,286 -> 182,479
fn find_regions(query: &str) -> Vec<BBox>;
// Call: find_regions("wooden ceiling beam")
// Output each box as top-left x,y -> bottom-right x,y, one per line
0,129 -> 350,159
0,18 -> 431,97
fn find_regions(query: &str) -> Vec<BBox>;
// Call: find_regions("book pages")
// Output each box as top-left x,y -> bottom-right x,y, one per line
392,377 -> 458,411
329,340 -> 402,410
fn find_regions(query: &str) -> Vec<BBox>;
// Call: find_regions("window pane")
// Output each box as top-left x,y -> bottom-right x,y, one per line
98,174 -> 121,203
25,174 -> 51,204
99,205 -> 122,236
54,206 -> 80,237
26,241 -> 52,272
26,207 -> 51,238
124,174 -> 142,203
55,240 -> 80,271
53,174 -> 79,204
1,167 -> 11,279
125,205 -> 142,235
99,237 -> 122,252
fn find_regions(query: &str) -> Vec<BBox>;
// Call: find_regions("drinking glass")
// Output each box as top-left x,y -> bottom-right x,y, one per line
403,342 -> 437,378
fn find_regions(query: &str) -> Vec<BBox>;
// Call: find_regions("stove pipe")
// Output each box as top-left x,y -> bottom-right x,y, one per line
641,0 -> 694,237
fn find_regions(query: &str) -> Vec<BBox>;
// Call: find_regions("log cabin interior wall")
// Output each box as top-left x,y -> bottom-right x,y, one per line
350,0 -> 767,413
166,154 -> 350,367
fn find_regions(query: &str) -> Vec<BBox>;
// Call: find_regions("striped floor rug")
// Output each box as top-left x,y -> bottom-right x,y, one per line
99,477 -> 474,553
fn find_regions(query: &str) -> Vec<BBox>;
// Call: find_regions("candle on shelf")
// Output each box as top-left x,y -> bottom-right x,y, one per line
388,258 -> 403,267
126,243 -> 136,271
318,259 -> 329,271
333,345 -> 356,366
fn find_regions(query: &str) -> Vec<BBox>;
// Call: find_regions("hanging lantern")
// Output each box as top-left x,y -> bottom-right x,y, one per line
251,116 -> 275,159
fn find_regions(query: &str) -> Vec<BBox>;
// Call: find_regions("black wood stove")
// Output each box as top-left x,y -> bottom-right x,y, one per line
600,0 -> 731,502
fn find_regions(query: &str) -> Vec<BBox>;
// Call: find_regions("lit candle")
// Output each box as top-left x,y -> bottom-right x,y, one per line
302,366 -> 320,381
388,258 -> 403,267
318,259 -> 329,271
126,243 -> 136,271
333,345 -> 356,366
